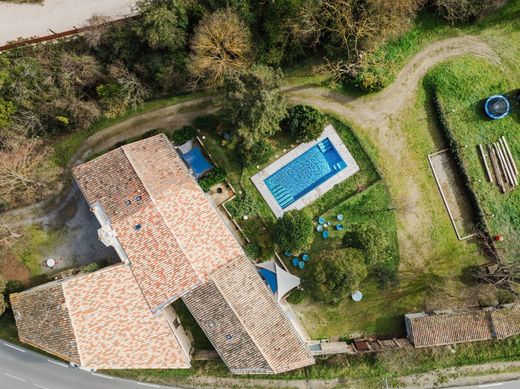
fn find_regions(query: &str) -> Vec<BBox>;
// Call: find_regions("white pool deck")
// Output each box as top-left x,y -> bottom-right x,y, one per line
251,125 -> 359,218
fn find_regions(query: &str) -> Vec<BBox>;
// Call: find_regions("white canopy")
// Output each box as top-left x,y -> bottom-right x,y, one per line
257,260 -> 301,302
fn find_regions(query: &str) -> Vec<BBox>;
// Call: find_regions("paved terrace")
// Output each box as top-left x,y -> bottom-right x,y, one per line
0,0 -> 137,47
251,125 -> 359,218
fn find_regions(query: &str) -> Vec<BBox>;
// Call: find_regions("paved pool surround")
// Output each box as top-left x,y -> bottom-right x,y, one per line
251,125 -> 360,218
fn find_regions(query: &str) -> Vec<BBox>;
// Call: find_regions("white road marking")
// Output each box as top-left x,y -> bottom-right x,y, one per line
47,359 -> 69,368
4,372 -> 26,382
3,342 -> 26,353
91,372 -> 114,379
137,382 -> 160,388
479,384 -> 504,388
34,384 -> 50,389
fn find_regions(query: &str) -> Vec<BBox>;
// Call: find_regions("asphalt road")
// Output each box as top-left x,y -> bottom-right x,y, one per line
0,341 -> 179,389
457,382 -> 520,389
1,341 -> 518,389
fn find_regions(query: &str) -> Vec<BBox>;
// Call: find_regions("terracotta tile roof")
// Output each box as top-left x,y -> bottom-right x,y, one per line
183,256 -> 314,374
405,311 -> 493,347
491,304 -> 520,339
63,265 -> 190,369
10,282 -> 80,364
73,134 -> 241,311
12,265 -> 190,370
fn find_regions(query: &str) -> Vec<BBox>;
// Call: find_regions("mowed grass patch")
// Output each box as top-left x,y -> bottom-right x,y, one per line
291,183 -> 405,338
13,225 -> 63,276
425,55 -> 520,262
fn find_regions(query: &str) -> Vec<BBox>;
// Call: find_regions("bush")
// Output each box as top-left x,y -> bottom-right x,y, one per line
372,263 -> 398,289
244,243 -> 262,260
171,125 -> 197,145
241,139 -> 274,166
273,210 -> 313,252
286,105 -> 326,142
497,289 -> 515,305
82,262 -> 103,273
4,280 -> 24,296
343,224 -> 388,266
304,248 -> 368,305
199,167 -> 226,192
0,277 -> 6,317
225,192 -> 260,218
287,289 -> 306,305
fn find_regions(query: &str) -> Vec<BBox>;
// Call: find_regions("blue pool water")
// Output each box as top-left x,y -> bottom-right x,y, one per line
264,138 -> 347,209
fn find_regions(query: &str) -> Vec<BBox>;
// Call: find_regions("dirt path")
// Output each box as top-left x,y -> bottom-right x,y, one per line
287,35 -> 498,269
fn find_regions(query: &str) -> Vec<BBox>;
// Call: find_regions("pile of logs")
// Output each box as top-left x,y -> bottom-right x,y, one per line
479,136 -> 518,193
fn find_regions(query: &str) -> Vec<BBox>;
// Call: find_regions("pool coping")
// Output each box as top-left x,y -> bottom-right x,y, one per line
251,125 -> 360,218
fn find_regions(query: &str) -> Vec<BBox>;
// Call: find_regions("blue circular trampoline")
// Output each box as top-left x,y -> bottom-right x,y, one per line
485,95 -> 510,120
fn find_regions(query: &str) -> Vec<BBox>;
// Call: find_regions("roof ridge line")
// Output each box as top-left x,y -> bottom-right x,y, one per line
121,139 -> 203,310
61,280 -> 86,367
209,256 -> 276,373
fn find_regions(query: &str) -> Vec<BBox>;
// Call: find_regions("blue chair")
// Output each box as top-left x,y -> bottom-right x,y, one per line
336,224 -> 344,231
322,231 -> 329,239
292,258 -> 299,267
316,225 -> 323,232
318,217 -> 325,225
302,254 -> 310,262
298,261 -> 305,269
284,249 -> 292,257
337,214 -> 344,221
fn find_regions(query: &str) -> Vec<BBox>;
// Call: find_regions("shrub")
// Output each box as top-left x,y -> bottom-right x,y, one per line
199,167 -> 226,192
273,210 -> 313,252
241,139 -> 274,166
372,263 -> 398,289
225,192 -> 260,218
304,248 -> 368,305
4,280 -> 24,296
287,289 -> 306,305
0,277 -> 6,317
343,224 -> 388,266
171,125 -> 197,145
82,262 -> 102,273
497,289 -> 515,305
286,105 -> 326,142
244,243 -> 262,260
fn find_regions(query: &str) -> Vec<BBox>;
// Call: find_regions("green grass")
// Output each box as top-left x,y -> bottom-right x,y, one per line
290,183 -> 403,338
425,55 -> 520,262
104,335 -> 520,385
13,225 -> 63,276
52,91 -> 210,168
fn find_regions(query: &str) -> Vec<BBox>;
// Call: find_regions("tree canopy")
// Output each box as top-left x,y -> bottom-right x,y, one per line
133,0 -> 188,51
286,104 -> 326,142
273,210 -> 313,252
188,8 -> 251,86
305,248 -> 368,304
0,277 -> 7,317
220,65 -> 286,149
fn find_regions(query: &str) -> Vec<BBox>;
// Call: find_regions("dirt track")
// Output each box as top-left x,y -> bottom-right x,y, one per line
287,35 -> 498,268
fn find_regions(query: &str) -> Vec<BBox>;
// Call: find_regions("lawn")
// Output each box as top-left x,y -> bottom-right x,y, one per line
425,54 -> 520,263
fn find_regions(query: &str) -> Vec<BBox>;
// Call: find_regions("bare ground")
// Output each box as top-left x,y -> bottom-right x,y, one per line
287,35 -> 498,271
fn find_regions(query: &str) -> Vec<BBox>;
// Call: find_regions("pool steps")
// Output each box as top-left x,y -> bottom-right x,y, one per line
270,184 -> 295,209
318,139 -> 332,153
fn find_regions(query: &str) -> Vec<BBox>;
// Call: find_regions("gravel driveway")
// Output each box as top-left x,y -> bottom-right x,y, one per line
0,0 -> 137,47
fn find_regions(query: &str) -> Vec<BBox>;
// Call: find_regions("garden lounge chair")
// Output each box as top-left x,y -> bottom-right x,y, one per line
322,231 -> 329,239
337,214 -> 344,221
336,224 -> 343,231
318,216 -> 325,225
302,254 -> 310,262
316,225 -> 323,232
298,261 -> 305,269
292,257 -> 299,267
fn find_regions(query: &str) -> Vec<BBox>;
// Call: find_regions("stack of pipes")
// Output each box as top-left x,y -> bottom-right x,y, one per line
482,136 -> 518,193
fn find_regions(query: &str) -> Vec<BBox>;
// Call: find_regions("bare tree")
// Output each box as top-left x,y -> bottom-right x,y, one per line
188,8 -> 251,87
108,63 -> 149,109
82,14 -> 112,48
0,140 -> 60,207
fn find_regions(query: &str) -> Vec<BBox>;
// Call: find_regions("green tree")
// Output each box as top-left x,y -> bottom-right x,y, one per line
221,65 -> 287,149
305,248 -> 367,304
286,104 -> 326,141
273,210 -> 313,252
343,223 -> 388,266
241,139 -> 274,166
0,98 -> 16,128
0,277 -> 7,317
134,0 -> 188,50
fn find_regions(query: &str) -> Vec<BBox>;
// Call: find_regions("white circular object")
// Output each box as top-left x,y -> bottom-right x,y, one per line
243,215 -> 248,220
46,258 -> 56,268
352,291 -> 363,302
202,136 -> 206,139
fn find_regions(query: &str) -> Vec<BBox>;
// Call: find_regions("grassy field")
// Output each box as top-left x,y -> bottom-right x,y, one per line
425,54 -> 520,263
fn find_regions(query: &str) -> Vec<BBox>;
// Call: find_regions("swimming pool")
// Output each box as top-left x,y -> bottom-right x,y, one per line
264,138 -> 347,209
251,125 -> 359,217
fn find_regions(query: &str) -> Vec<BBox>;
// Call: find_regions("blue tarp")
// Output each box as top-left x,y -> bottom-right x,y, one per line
181,146 -> 213,179
258,268 -> 278,294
